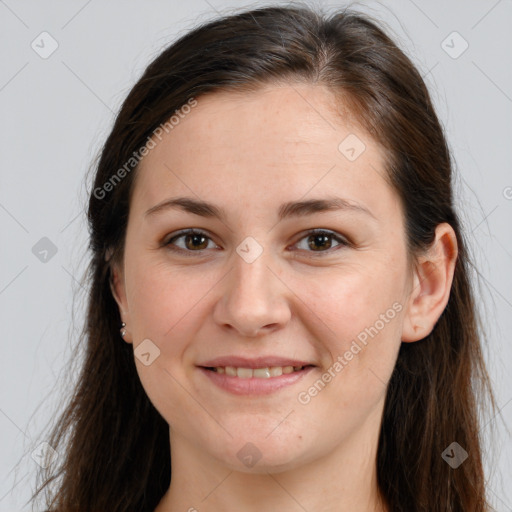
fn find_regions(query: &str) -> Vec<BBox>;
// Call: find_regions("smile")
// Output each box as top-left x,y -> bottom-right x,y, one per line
198,365 -> 315,395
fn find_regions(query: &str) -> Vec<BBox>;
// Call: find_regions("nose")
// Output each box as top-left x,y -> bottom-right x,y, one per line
212,245 -> 292,338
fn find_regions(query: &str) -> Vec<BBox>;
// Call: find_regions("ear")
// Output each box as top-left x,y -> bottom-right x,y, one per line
109,261 -> 133,344
401,223 -> 458,342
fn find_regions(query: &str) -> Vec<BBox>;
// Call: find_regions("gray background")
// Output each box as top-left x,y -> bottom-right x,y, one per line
1,0 -> 511,510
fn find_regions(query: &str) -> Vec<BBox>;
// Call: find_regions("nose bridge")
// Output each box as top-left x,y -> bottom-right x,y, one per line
213,236 -> 290,336
230,237 -> 277,311
234,238 -> 272,293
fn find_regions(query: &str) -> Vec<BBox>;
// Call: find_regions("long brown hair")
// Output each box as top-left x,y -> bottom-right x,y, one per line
28,4 -> 496,511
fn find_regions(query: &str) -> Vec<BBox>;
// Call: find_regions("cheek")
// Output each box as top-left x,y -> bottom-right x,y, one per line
296,258 -> 405,346
126,258 -> 213,342
124,260 -> 211,424
292,283 -> 403,451
292,257 -> 405,399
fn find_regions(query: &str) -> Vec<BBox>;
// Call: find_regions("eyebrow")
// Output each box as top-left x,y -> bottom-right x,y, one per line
144,195 -> 376,222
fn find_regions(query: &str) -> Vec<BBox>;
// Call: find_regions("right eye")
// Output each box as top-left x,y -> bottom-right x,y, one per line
164,229 -> 219,255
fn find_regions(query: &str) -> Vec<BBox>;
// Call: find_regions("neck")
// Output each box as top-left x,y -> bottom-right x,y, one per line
155,405 -> 388,512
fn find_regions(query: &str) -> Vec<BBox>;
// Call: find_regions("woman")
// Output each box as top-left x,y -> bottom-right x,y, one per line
31,4 -> 496,511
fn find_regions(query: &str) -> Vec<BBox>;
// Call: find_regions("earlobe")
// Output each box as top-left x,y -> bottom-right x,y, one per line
109,264 -> 126,312
401,223 -> 458,343
109,264 -> 133,344
109,263 -> 129,319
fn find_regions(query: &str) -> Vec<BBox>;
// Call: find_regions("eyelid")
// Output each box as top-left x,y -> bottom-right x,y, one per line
292,227 -> 347,241
290,228 -> 350,254
163,228 -> 220,254
163,228 -> 350,256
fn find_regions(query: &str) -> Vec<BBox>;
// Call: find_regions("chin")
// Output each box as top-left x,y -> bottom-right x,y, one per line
209,431 -> 312,474
224,450 -> 307,475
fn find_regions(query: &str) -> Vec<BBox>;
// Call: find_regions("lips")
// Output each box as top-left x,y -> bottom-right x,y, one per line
196,355 -> 317,394
198,355 -> 315,369
198,364 -> 315,395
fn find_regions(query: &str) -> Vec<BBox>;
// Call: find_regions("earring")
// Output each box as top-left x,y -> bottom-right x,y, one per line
120,322 -> 127,338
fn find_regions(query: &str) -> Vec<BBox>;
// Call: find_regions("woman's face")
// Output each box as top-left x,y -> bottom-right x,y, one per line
113,83 -> 415,472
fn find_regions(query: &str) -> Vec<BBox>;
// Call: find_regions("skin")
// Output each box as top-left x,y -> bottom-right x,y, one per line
110,83 -> 458,512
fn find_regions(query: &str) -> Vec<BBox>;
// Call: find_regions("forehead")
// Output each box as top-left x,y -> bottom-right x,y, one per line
132,83 -> 397,224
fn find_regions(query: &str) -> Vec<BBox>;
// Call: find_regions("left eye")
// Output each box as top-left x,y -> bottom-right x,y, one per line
164,229 -> 348,255
293,229 -> 348,253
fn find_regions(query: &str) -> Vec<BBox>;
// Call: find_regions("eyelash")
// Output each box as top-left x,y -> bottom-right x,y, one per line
163,228 -> 350,257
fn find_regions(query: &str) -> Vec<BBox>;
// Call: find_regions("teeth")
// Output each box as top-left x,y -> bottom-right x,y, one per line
253,368 -> 271,378
237,367 -> 253,378
212,365 -> 305,378
225,366 -> 237,377
269,367 -> 283,377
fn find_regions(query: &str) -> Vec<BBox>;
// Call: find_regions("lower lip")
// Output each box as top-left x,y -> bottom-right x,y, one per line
197,366 -> 315,395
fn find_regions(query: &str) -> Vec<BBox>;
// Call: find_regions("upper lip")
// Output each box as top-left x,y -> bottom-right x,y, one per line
198,356 -> 316,369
